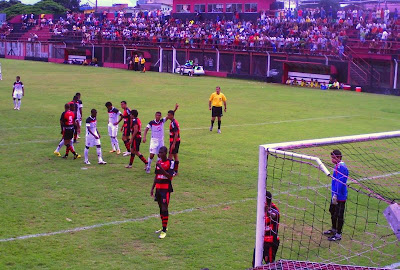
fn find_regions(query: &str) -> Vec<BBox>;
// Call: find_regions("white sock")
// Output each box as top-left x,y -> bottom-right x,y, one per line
17,99 -> 21,109
13,99 -> 17,107
96,147 -> 103,162
110,137 -> 115,150
113,137 -> 120,151
147,158 -> 152,168
56,139 -> 64,152
84,147 -> 89,162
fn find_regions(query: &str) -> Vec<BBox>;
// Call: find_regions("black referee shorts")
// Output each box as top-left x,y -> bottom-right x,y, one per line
212,106 -> 223,117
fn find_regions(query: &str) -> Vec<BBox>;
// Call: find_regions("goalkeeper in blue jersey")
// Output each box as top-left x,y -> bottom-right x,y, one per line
324,149 -> 349,241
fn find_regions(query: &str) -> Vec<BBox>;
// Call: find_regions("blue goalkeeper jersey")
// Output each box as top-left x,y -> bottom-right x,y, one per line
331,161 -> 349,201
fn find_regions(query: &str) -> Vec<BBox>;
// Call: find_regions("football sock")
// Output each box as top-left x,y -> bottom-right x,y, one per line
56,139 -> 64,152
139,154 -> 148,164
110,138 -> 115,150
147,158 -> 153,168
17,99 -> 21,109
13,99 -> 17,107
65,144 -> 70,155
124,140 -> 130,151
96,147 -> 103,162
161,211 -> 169,232
174,161 -> 179,173
211,120 -> 215,127
129,153 -> 135,165
84,147 -> 89,162
218,120 -> 221,129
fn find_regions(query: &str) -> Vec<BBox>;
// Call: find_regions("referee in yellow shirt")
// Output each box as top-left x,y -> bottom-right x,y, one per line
209,86 -> 227,134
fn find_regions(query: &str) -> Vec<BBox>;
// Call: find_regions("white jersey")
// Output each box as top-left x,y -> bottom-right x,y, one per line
146,117 -> 166,141
108,107 -> 121,125
86,116 -> 99,137
77,99 -> 83,119
13,81 -> 24,94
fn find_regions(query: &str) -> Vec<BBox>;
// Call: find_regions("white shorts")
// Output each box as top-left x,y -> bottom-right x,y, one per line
149,138 -> 164,154
86,135 -> 101,147
108,124 -> 118,137
13,93 -> 22,99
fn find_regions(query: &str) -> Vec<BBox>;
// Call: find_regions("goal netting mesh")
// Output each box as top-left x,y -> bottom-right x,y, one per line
254,131 -> 400,269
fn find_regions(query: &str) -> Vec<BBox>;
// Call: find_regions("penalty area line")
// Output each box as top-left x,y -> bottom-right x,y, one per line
0,198 -> 255,243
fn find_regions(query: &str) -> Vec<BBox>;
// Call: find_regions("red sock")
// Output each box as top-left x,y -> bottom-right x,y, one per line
124,140 -> 130,151
174,161 -> 179,173
162,215 -> 169,228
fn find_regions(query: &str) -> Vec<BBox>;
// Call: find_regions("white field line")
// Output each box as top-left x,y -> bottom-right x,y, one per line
386,261 -> 400,269
0,115 -> 356,131
0,198 -> 255,243
1,171 -> 397,243
0,115 -> 356,146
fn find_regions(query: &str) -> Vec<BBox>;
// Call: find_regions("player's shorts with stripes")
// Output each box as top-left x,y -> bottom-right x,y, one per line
149,138 -> 164,154
63,128 -> 74,140
131,137 -> 141,152
108,123 -> 118,137
155,189 -> 171,205
169,141 -> 180,154
212,106 -> 223,117
86,135 -> 101,147
13,93 -> 22,99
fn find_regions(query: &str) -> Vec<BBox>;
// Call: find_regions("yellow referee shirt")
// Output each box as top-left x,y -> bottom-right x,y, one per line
209,92 -> 227,107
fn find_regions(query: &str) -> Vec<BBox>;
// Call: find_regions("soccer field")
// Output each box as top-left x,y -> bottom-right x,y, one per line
0,59 -> 399,269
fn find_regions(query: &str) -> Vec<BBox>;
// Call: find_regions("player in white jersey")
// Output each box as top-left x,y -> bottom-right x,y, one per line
105,102 -> 121,154
12,76 -> 24,110
84,109 -> 106,165
143,104 -> 178,173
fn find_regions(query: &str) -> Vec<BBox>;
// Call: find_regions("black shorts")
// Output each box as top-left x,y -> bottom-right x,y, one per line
123,126 -> 131,137
63,128 -> 74,140
263,240 -> 280,263
169,141 -> 180,154
131,137 -> 141,152
212,106 -> 223,117
155,190 -> 171,205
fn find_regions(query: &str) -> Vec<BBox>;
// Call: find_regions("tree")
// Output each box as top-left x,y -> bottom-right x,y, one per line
1,0 -> 67,19
52,0 -> 80,11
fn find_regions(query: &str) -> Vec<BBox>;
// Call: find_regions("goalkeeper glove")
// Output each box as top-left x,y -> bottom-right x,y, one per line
332,194 -> 338,205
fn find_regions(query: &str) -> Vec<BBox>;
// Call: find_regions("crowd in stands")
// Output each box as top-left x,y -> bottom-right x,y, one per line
2,7 -> 400,55
286,77 -> 342,90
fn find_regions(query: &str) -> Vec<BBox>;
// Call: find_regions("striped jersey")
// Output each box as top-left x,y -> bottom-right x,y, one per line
60,110 -> 76,128
155,159 -> 175,192
169,119 -> 180,142
122,108 -> 131,127
131,117 -> 142,139
264,202 -> 280,243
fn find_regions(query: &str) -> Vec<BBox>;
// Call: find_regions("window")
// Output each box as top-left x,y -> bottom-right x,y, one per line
207,4 -> 223,12
176,4 -> 191,13
194,4 -> 205,13
244,3 -> 257,12
226,3 -> 242,12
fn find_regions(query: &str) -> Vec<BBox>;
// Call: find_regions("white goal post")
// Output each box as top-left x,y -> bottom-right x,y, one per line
254,130 -> 400,267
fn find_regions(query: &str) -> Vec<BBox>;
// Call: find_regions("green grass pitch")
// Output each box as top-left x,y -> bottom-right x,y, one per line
0,59 -> 399,269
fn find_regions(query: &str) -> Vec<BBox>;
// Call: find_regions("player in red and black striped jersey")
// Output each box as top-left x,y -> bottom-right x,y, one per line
68,95 -> 80,143
252,191 -> 280,266
125,109 -> 148,168
150,146 -> 175,239
59,103 -> 81,159
166,110 -> 180,175
116,101 -> 131,156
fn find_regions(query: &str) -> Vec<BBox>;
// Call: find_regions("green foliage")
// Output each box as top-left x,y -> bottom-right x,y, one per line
1,0 -> 67,19
52,0 -> 80,12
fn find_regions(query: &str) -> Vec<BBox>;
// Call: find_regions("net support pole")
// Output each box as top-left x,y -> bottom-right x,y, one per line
159,47 -> 163,73
255,145 -> 267,267
172,47 -> 176,74
216,48 -> 220,72
394,59 -> 398,89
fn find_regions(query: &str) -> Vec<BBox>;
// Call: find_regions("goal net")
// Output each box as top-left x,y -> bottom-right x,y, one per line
254,131 -> 400,269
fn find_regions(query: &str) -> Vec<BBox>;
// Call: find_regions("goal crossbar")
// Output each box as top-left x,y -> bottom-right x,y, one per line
254,130 -> 400,268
